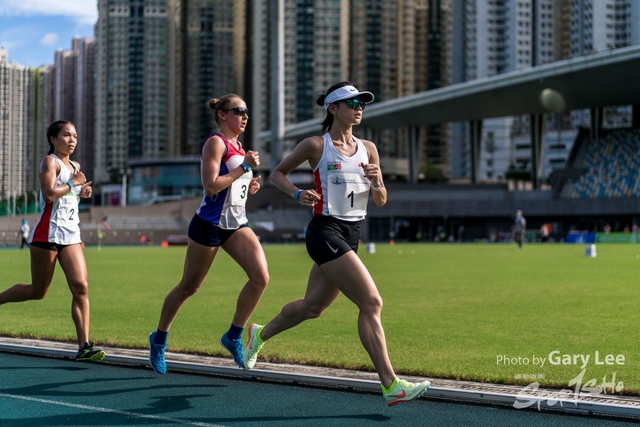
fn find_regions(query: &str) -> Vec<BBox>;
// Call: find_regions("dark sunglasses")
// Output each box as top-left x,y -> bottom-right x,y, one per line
223,107 -> 249,117
342,98 -> 366,110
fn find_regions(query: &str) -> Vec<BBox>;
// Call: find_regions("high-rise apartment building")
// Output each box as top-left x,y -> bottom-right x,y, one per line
31,65 -> 55,192
0,49 -> 36,212
448,0 -> 574,182
570,0 -> 639,55
283,0 -> 349,126
344,0 -> 451,176
95,0 -> 170,185
247,0 -> 270,154
96,0 -> 247,186
570,0 -> 640,129
447,0 -> 640,183
249,0 -> 449,179
351,1 -> 450,176
54,49 -> 76,122
53,37 -> 96,180
168,0 -> 247,156
249,0 -> 350,165
75,38 -> 97,181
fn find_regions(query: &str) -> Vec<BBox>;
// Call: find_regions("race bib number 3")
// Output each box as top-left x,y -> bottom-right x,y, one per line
327,172 -> 370,216
228,175 -> 251,207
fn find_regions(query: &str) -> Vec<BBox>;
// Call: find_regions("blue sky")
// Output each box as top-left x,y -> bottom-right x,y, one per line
0,0 -> 97,67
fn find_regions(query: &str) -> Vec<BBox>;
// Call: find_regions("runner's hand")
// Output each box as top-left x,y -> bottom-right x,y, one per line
249,176 -> 261,195
244,150 -> 260,169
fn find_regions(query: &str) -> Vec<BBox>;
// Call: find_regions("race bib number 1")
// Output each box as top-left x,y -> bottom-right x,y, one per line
327,172 -> 370,216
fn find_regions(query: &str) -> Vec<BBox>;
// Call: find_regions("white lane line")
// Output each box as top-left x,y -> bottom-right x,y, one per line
0,393 -> 227,427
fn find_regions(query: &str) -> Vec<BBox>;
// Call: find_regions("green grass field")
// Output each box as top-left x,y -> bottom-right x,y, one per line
1,243 -> 638,394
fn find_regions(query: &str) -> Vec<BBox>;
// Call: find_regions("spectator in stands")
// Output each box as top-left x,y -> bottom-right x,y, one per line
242,82 -> 430,406
0,121 -> 105,362
149,93 -> 267,373
19,219 -> 30,249
514,210 -> 526,249
604,224 -> 612,234
623,224 -> 630,233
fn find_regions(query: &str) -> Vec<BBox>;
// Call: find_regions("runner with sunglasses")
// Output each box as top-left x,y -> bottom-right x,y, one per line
149,94 -> 268,372
243,82 -> 430,406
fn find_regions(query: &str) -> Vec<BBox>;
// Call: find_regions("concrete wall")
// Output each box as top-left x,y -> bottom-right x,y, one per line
2,184 -> 638,246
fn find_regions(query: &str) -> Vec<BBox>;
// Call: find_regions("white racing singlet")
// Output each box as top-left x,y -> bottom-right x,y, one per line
312,133 -> 370,222
30,154 -> 82,245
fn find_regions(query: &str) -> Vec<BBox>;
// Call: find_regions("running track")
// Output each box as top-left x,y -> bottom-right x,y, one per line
0,351 -> 636,427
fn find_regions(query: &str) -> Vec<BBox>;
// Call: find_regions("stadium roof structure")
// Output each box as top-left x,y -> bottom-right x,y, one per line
260,44 -> 640,187
278,43 -> 640,139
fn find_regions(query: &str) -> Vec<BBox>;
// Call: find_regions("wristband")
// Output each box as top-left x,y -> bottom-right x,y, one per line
240,162 -> 251,173
66,181 -> 74,190
294,189 -> 303,201
371,184 -> 384,191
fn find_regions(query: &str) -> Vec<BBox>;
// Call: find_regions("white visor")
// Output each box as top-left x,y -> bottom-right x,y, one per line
324,85 -> 375,110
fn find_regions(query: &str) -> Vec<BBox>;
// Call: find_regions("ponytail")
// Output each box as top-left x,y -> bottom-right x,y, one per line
317,81 -> 351,133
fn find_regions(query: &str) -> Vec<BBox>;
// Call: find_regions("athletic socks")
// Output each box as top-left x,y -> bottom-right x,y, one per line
226,324 -> 243,341
381,378 -> 398,394
153,329 -> 168,345
154,325 -> 242,346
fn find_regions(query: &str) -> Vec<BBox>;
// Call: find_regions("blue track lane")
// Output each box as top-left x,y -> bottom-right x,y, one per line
0,352 -> 636,427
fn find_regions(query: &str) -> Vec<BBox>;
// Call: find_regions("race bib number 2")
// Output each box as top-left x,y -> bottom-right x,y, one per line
55,195 -> 80,227
327,172 -> 370,216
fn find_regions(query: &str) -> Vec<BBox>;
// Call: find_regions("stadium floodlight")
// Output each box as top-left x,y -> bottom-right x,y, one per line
539,88 -> 567,113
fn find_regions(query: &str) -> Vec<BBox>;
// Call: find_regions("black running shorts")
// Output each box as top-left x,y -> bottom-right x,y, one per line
188,214 -> 247,247
305,215 -> 360,265
30,242 -> 72,252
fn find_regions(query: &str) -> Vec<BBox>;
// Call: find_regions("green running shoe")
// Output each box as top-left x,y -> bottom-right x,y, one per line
382,378 -> 430,406
75,342 -> 106,362
243,323 -> 265,370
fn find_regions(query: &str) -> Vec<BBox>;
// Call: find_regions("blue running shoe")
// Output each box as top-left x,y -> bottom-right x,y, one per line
220,332 -> 244,369
148,332 -> 167,374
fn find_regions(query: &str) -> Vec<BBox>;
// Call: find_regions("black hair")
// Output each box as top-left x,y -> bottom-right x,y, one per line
316,81 -> 352,133
207,94 -> 242,131
46,120 -> 74,155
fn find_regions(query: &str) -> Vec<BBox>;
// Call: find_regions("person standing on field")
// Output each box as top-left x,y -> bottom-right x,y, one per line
19,219 -> 30,249
0,121 -> 105,362
242,82 -> 430,406
148,94 -> 269,373
514,210 -> 526,249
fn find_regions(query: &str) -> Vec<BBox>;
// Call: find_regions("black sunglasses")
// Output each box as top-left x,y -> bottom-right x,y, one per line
223,107 -> 249,117
342,99 -> 366,110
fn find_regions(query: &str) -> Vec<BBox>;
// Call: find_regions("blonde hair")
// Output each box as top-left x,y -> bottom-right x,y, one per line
207,94 -> 241,130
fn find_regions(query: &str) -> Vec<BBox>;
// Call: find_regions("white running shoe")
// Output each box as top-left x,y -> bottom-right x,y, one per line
382,378 -> 431,406
243,323 -> 265,370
